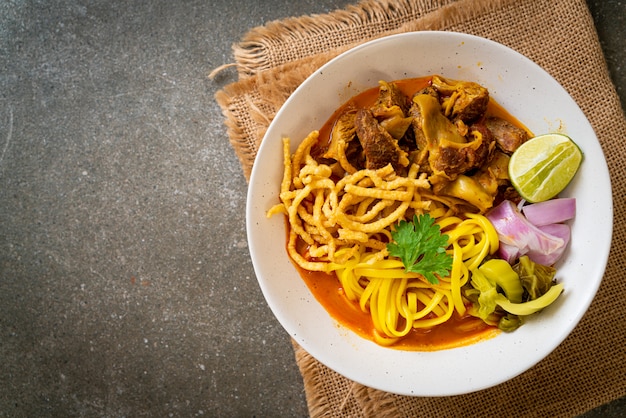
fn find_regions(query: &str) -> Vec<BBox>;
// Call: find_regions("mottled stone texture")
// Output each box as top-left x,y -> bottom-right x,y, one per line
0,0 -> 623,416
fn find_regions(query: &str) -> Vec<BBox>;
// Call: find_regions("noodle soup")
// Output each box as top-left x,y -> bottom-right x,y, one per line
268,75 -> 564,350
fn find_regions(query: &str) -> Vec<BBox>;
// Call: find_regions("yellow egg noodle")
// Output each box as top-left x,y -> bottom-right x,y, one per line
267,131 -> 500,343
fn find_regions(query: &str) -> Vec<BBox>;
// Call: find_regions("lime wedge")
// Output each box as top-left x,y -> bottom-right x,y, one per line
508,133 -> 583,203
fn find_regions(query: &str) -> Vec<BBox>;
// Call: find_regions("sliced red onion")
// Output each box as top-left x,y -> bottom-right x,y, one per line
528,223 -> 571,265
521,198 -> 576,227
498,242 -> 521,264
487,200 -> 565,265
538,223 -> 571,241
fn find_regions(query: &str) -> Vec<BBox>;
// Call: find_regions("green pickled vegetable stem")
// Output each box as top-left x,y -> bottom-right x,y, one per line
479,259 -> 524,304
494,283 -> 564,316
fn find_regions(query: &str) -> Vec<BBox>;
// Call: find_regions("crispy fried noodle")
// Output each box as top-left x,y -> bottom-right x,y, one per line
268,130 -> 499,345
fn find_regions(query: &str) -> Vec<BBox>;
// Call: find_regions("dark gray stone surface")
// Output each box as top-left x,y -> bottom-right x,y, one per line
0,0 -> 623,416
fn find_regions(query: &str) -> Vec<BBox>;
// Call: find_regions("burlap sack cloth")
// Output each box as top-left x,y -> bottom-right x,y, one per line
214,0 -> 626,416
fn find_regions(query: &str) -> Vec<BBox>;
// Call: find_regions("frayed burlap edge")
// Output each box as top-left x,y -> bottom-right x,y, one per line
292,338 -> 407,418
231,0 -> 458,77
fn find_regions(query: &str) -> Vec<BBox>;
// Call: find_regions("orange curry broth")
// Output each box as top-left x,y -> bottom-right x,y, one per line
288,76 -> 529,351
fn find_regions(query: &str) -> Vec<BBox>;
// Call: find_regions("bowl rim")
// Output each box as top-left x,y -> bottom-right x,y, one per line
246,31 -> 613,396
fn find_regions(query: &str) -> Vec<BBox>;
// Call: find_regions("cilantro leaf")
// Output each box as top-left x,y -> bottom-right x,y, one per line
386,214 -> 452,284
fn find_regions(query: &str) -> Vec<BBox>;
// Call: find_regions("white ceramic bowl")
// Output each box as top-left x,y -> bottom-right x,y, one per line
246,32 -> 613,396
